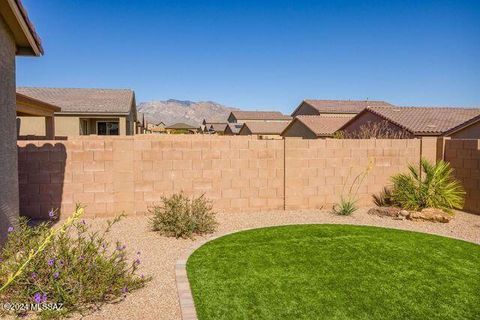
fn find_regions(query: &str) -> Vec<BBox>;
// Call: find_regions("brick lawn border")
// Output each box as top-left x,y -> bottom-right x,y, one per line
175,229 -> 254,320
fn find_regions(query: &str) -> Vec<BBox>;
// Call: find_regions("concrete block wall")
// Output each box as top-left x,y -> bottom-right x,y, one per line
444,139 -> 480,214
17,136 -> 479,219
285,139 -> 421,210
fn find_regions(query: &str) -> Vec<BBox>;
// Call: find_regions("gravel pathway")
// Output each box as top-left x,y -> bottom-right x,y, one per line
77,208 -> 480,320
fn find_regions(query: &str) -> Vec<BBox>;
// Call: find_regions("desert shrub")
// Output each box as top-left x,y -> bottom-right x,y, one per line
390,159 -> 465,212
332,160 -> 374,216
149,193 -> 217,238
336,120 -> 411,139
372,187 -> 395,207
332,197 -> 358,216
0,206 -> 148,319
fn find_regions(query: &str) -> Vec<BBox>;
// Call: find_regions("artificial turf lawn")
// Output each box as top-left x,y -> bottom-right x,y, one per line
186,225 -> 480,320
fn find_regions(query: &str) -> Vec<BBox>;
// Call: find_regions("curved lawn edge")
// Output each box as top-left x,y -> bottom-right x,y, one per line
175,222 -> 479,320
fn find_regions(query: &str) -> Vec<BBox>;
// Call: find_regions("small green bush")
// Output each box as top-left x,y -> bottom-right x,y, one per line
332,196 -> 358,216
390,159 -> 465,212
372,187 -> 395,207
0,207 -> 149,319
149,193 -> 217,239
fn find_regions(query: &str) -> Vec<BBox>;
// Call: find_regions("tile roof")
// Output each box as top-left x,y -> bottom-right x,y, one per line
165,123 -> 199,130
209,123 -> 228,132
365,106 -> 480,135
16,87 -> 135,114
231,111 -> 292,120
14,0 -> 44,54
240,121 -> 291,135
300,99 -> 393,114
226,123 -> 243,134
289,115 -> 355,137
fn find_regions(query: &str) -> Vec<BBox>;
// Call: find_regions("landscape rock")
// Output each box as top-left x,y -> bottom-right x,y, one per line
367,207 -> 401,218
407,208 -> 452,223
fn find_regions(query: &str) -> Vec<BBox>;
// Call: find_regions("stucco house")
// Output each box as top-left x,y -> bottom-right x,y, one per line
1,0 -> 43,242
281,115 -> 354,139
147,122 -> 166,134
165,122 -> 200,134
291,99 -> 393,117
228,111 -> 292,123
16,92 -> 60,139
16,87 -> 138,136
136,111 -> 146,134
339,106 -> 480,138
224,123 -> 243,135
238,121 -> 290,139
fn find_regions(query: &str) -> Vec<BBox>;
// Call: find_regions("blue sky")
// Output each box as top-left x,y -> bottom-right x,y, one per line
17,0 -> 480,113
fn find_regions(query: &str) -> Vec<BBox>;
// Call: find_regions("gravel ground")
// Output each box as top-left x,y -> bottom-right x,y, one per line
76,208 -> 480,320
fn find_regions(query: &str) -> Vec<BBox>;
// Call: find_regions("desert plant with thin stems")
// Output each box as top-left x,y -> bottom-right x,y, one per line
390,158 -> 465,213
149,192 -> 217,238
0,205 -> 149,319
332,160 -> 374,215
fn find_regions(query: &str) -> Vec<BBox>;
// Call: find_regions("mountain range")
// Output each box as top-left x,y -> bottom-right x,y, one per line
137,99 -> 239,126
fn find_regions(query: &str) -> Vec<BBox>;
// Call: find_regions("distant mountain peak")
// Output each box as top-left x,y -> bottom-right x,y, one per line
166,99 -> 195,106
137,99 -> 238,126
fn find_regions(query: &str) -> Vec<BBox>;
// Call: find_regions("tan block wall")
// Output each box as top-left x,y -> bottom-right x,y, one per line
18,136 -> 284,218
1,15 -> 19,243
285,139 -> 421,210
17,136 -> 479,219
444,139 -> 480,214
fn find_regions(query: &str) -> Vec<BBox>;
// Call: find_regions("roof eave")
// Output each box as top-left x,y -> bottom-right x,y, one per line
3,0 -> 43,56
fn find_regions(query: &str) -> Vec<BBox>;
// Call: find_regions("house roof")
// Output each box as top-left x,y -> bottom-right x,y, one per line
225,123 -> 243,134
240,121 -> 290,135
165,122 -> 199,130
293,99 -> 393,115
136,111 -> 144,124
230,111 -> 292,121
1,0 -> 44,55
16,87 -> 135,114
344,106 -> 480,136
16,92 -> 60,117
284,115 -> 354,137
209,123 -> 228,132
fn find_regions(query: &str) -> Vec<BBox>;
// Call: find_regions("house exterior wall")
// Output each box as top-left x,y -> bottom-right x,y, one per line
449,121 -> 480,139
281,120 -> 317,139
18,116 -> 45,136
0,15 -> 18,242
292,102 -> 320,117
340,111 -> 413,137
17,115 -> 131,137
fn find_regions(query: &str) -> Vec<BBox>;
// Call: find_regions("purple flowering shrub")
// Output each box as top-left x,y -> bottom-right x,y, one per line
149,192 -> 218,239
0,212 -> 149,318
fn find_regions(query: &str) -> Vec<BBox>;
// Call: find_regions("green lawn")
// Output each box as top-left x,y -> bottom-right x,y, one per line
186,225 -> 480,320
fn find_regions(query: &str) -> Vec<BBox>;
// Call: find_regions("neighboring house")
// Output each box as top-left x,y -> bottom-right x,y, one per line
147,122 -> 166,134
207,123 -> 228,134
16,87 -> 137,136
136,111 -> 146,134
202,118 -> 228,132
224,123 -> 243,135
165,122 -> 200,134
281,115 -> 354,139
291,99 -> 393,117
339,106 -> 480,138
1,0 -> 43,243
238,121 -> 290,139
228,111 -> 292,123
16,92 -> 60,139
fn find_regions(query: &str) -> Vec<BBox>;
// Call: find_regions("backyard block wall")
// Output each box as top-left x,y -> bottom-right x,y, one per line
17,136 -> 479,219
285,139 -> 421,210
444,139 -> 480,214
